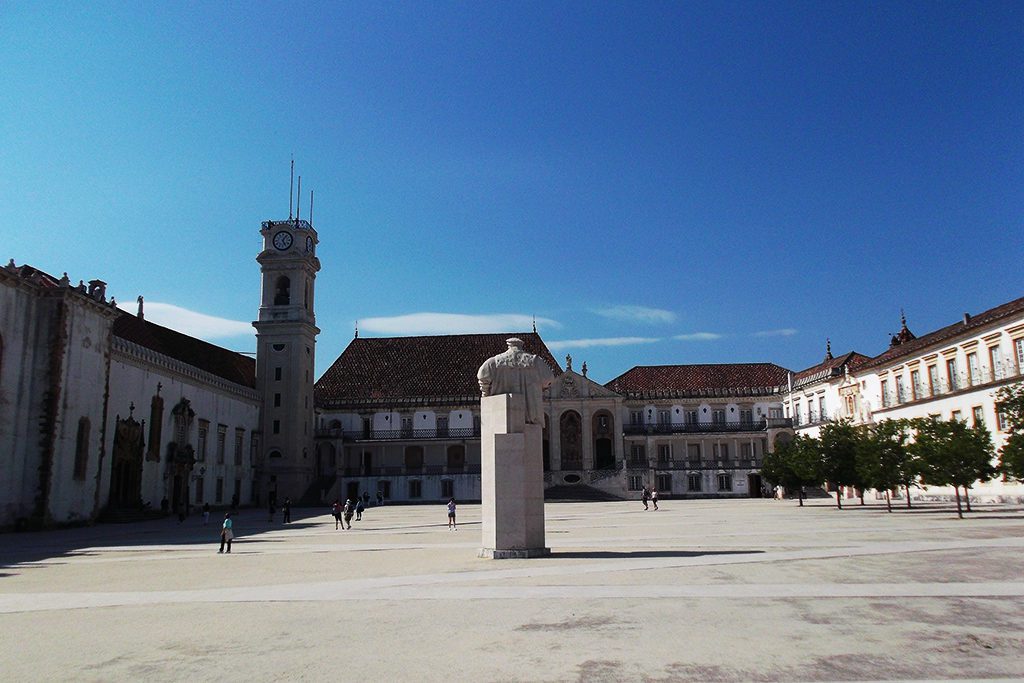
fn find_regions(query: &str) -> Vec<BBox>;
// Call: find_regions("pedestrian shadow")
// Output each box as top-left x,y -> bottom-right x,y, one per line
549,549 -> 763,559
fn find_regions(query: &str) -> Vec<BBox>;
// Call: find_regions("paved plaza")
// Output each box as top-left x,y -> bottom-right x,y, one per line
1,499 -> 1023,682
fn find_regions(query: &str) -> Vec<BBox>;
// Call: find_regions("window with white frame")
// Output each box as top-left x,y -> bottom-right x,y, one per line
630,443 -> 646,463
686,410 -> 698,424
628,475 -> 644,491
630,410 -> 643,426
712,409 -> 725,425
1016,338 -> 1024,374
911,369 -> 921,400
687,443 -> 701,460
947,358 -> 959,391
657,409 -> 670,425
740,409 -> 753,423
972,406 -> 984,427
967,352 -> 980,385
818,396 -> 826,420
687,473 -> 702,492
740,442 -> 753,459
657,444 -> 671,463
717,473 -> 732,491
880,379 -> 890,407
656,473 -> 672,492
989,345 -> 1003,379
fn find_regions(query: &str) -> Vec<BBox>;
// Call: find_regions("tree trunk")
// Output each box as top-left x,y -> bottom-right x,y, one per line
954,487 -> 963,519
859,489 -> 865,505
963,486 -> 972,512
836,488 -> 842,509
905,484 -> 912,508
885,489 -> 892,513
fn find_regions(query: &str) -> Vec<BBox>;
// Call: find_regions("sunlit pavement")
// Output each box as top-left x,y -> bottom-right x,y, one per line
2,499 -> 1023,682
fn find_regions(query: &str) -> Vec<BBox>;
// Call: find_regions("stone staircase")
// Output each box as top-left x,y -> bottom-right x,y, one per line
544,484 -> 622,502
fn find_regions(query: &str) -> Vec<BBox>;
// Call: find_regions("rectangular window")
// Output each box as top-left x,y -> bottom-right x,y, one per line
274,393 -> 281,407
441,480 -> 454,498
990,345 -> 1003,379
630,411 -> 643,425
400,416 -> 413,435
630,444 -> 646,464
792,402 -> 801,426
686,410 -> 698,424
273,420 -> 280,435
215,477 -> 224,503
740,442 -> 753,459
951,410 -> 963,422
1016,339 -> 1024,374
657,410 -> 670,425
818,396 -> 826,421
717,473 -> 732,491
74,417 -> 90,480
687,473 -> 702,492
274,366 -> 282,381
972,406 -> 984,427
197,420 -> 209,462
880,379 -> 889,407
409,480 -> 422,498
740,409 -> 753,424
687,443 -> 701,460
895,376 -> 905,404
628,475 -> 644,491
656,473 -> 672,492
967,353 -> 980,385
911,369 -> 921,400
233,479 -> 241,504
947,358 -> 959,391
657,444 -> 671,463
216,425 -> 227,464
437,416 -> 449,437
234,428 -> 244,466
928,365 -> 940,396
997,406 -> 1009,432
195,477 -> 204,503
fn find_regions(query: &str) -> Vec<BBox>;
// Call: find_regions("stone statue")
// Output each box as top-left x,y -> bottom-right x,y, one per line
477,337 -> 554,425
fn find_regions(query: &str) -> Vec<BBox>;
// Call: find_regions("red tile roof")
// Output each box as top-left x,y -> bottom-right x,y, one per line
792,351 -> 872,388
315,332 -> 561,408
113,312 -> 256,388
605,363 -> 790,398
862,295 -> 1024,369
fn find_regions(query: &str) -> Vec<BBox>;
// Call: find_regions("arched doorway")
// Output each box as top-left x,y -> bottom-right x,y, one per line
109,414 -> 144,507
559,411 -> 582,470
592,410 -> 615,469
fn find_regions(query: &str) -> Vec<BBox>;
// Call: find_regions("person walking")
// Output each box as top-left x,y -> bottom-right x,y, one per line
282,497 -> 292,524
342,499 -> 354,530
331,500 -> 342,530
202,502 -> 210,526
447,498 -> 457,530
355,498 -> 364,521
651,488 -> 659,510
641,486 -> 650,510
218,513 -> 234,553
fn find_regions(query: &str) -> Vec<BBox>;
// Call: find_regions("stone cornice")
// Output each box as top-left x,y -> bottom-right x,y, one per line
113,337 -> 259,402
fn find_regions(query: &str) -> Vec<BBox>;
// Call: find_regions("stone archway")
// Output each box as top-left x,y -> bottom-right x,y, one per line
559,410 -> 582,470
592,410 -> 615,469
109,413 -> 145,508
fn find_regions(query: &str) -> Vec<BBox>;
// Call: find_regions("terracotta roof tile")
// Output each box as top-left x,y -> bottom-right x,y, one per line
113,312 -> 256,388
863,295 -> 1024,369
792,351 -> 872,387
605,363 -> 790,397
315,332 -> 561,408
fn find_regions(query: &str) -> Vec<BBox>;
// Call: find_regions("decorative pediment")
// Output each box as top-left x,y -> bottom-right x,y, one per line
548,370 -> 621,400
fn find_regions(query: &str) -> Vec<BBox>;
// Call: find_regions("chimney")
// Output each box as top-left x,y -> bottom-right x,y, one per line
963,312 -> 971,325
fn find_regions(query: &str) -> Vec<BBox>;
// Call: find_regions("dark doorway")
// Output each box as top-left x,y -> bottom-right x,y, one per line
594,438 -> 614,469
109,414 -> 144,507
748,473 -> 763,498
346,481 -> 360,502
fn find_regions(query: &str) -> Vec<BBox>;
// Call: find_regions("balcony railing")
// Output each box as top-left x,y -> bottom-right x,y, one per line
317,427 -> 481,441
623,419 -> 773,435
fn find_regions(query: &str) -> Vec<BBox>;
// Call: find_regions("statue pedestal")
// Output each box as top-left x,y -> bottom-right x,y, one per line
478,393 -> 549,559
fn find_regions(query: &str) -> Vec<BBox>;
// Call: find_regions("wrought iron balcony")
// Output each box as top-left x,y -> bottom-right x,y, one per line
623,419 -> 772,435
318,427 -> 481,442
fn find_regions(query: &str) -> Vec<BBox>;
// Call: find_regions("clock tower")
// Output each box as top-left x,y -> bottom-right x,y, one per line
253,217 -> 320,504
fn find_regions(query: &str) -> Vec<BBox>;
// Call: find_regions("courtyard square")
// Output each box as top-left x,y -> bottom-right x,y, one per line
2,499 -> 1023,682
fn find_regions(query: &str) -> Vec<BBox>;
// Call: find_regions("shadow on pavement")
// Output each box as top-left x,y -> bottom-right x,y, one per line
550,549 -> 763,559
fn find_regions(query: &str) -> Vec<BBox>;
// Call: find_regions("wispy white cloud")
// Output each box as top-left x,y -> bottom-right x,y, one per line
546,336 -> 661,351
673,332 -> 723,341
754,328 -> 798,338
593,305 -> 676,324
117,301 -> 253,339
359,312 -> 560,336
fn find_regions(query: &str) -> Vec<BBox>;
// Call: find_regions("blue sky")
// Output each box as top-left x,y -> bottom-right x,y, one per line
2,2 -> 1021,383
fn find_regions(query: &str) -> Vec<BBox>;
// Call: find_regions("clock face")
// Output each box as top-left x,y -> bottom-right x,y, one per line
273,231 -> 293,250
305,236 -> 314,253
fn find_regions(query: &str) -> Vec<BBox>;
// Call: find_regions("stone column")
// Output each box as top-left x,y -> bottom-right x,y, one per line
479,393 -> 549,559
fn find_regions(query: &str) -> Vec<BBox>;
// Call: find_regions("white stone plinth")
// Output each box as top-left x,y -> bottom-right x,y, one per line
478,393 -> 549,559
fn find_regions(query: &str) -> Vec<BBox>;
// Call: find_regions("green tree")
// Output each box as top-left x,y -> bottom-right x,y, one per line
996,382 -> 1024,482
819,419 -> 862,509
911,418 -> 997,519
855,419 -> 918,512
761,434 -> 821,506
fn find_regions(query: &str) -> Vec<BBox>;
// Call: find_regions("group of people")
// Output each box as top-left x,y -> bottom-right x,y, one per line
641,486 -> 659,510
331,497 -> 365,529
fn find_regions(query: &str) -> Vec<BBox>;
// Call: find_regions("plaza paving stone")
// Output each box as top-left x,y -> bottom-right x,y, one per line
1,499 -> 1023,682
